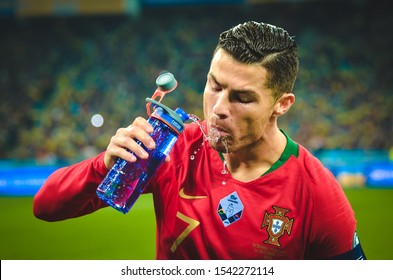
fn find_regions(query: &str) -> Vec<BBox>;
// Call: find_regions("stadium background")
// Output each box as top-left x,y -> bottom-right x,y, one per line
0,0 -> 392,259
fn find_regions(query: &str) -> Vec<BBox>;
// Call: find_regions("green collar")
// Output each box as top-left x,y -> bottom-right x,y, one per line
218,130 -> 299,176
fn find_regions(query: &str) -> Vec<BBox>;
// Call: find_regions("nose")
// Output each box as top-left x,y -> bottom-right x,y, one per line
212,91 -> 229,119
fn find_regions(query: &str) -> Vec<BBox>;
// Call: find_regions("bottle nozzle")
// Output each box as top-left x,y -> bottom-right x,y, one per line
146,72 -> 179,117
156,72 -> 178,91
145,98 -> 189,134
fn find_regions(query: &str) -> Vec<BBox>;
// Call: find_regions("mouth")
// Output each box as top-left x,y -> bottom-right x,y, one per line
208,125 -> 231,142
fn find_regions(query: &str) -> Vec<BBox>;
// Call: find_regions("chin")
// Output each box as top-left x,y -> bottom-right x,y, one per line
208,138 -> 231,153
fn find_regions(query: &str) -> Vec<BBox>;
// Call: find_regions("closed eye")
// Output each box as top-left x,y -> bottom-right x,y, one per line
232,91 -> 256,104
208,76 -> 222,92
207,72 -> 257,103
211,85 -> 222,92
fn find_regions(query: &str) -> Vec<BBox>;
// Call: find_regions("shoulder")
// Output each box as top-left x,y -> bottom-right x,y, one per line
294,144 -> 350,210
183,121 -> 206,139
295,146 -> 357,259
173,121 -> 205,152
296,145 -> 337,185
155,121 -> 205,173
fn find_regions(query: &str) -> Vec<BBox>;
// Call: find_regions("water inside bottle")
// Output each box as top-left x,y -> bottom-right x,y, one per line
97,119 -> 175,214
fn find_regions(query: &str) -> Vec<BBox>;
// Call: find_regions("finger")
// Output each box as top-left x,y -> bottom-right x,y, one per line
107,144 -> 137,163
104,117 -> 156,169
127,117 -> 156,149
132,117 -> 154,134
111,130 -> 150,159
104,145 -> 136,170
122,126 -> 155,150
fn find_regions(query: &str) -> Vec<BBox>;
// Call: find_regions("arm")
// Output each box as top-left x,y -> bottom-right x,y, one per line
33,117 -> 158,222
33,152 -> 109,221
304,152 -> 366,259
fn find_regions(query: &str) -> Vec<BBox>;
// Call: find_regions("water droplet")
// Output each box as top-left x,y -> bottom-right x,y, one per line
188,114 -> 208,161
188,113 -> 231,184
188,113 -> 209,140
188,114 -> 200,122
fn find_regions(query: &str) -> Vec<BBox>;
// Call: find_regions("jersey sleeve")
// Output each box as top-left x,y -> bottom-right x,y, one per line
302,150 -> 359,259
33,152 -> 109,221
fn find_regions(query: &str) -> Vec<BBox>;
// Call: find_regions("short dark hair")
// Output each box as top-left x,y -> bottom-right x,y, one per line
215,21 -> 299,100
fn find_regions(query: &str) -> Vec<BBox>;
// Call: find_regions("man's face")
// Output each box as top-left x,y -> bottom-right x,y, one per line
203,48 -> 277,153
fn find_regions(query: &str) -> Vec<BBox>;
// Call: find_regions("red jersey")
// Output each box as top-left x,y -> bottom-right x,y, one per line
33,121 -> 362,259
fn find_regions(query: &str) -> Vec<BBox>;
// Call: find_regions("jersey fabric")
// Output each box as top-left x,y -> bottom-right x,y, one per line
33,121 -> 362,259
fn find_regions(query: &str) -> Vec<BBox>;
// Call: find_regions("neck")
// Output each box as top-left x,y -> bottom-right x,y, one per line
223,127 -> 287,182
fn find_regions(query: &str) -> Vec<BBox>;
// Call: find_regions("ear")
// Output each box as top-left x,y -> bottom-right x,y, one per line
272,93 -> 295,117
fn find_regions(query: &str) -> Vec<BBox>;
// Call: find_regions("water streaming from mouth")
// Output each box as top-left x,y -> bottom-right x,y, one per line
221,140 -> 229,185
187,114 -> 205,161
188,114 -> 229,185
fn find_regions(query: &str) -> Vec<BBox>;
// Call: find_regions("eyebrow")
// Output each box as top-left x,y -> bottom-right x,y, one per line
209,73 -> 221,86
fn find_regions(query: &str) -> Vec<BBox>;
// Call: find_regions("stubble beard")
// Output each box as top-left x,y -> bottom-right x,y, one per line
207,131 -> 231,154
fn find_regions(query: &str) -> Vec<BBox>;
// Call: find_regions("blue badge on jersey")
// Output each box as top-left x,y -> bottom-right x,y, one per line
217,191 -> 244,227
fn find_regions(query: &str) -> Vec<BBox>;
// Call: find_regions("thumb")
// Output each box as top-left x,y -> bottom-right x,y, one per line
164,155 -> 171,162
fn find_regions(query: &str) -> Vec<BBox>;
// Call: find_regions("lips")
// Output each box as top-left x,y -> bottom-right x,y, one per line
209,124 -> 231,138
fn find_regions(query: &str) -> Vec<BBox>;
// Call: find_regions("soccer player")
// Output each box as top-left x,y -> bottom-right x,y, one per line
33,21 -> 366,260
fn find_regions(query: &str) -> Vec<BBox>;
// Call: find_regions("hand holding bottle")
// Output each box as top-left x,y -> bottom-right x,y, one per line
103,117 -> 156,170
96,72 -> 189,214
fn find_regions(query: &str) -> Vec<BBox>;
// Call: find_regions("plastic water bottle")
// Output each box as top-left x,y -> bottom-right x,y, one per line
96,72 -> 189,214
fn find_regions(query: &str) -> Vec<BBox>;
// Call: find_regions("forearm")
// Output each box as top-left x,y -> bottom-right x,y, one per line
33,152 -> 109,221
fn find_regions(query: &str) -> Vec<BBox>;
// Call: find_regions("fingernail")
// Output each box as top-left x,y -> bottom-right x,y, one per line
146,138 -> 155,149
140,148 -> 148,158
129,154 -> 137,162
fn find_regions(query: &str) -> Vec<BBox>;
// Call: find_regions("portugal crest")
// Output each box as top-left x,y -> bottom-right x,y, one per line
261,206 -> 294,246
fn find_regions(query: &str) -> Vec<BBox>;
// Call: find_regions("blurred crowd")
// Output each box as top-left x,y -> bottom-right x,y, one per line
1,1 -> 392,164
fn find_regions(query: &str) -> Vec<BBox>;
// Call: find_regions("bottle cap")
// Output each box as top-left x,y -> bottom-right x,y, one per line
174,108 -> 189,123
145,98 -> 189,134
156,72 -> 177,91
